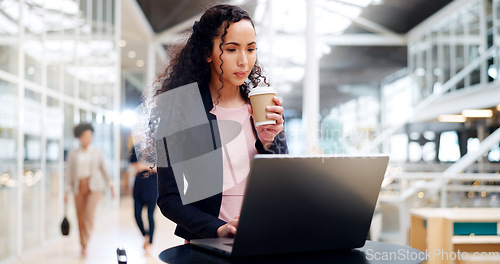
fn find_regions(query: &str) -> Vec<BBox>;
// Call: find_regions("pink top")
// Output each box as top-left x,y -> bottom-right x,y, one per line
210,104 -> 258,223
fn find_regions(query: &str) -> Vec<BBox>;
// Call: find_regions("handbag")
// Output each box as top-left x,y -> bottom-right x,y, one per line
61,217 -> 70,236
61,201 -> 70,236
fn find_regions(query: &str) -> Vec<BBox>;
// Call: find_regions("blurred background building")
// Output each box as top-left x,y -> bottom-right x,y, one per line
1,0 -> 499,263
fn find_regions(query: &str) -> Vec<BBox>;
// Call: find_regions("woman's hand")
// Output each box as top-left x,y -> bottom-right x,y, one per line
248,96 -> 284,150
217,216 -> 239,238
149,164 -> 157,174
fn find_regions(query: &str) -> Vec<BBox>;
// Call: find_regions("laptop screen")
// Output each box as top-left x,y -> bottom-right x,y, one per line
232,155 -> 389,257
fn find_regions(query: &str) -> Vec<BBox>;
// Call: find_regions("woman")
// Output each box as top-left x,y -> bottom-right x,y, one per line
130,146 -> 157,252
65,123 -> 115,256
151,4 -> 288,241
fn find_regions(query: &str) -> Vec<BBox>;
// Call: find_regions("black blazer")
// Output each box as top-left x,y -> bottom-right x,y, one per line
156,82 -> 288,240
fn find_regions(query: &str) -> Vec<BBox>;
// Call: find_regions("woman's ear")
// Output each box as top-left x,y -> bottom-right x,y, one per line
205,48 -> 212,63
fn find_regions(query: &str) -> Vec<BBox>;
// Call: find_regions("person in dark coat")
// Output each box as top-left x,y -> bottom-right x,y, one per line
150,4 -> 288,242
130,146 -> 157,251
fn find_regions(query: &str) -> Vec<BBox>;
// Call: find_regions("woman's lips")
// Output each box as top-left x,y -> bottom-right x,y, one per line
235,71 -> 247,78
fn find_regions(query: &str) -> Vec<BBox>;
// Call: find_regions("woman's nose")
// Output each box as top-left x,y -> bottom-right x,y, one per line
238,52 -> 248,66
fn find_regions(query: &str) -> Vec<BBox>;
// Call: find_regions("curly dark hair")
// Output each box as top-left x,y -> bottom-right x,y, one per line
136,5 -> 270,158
73,123 -> 94,138
154,4 -> 269,102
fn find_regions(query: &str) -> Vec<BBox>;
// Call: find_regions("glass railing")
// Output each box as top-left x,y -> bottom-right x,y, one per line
376,0 -> 500,246
407,0 -> 498,102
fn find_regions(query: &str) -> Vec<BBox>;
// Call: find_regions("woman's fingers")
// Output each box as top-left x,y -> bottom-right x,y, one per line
266,102 -> 284,125
228,216 -> 239,235
266,105 -> 284,115
225,221 -> 238,236
230,216 -> 239,227
217,215 -> 240,237
273,96 -> 282,106
228,225 -> 237,235
266,113 -> 284,124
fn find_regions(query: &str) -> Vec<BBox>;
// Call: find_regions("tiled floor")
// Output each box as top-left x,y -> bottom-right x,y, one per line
11,196 -> 183,264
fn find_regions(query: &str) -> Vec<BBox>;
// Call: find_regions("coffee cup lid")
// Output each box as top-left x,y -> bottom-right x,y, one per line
248,86 -> 276,96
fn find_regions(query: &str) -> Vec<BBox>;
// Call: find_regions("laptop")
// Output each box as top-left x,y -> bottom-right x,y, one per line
191,154 -> 389,257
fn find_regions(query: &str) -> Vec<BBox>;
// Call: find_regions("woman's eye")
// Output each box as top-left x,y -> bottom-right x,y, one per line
227,48 -> 236,52
248,48 -> 256,52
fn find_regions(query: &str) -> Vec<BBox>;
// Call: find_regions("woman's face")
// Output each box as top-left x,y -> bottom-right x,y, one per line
208,19 -> 257,88
79,130 -> 93,148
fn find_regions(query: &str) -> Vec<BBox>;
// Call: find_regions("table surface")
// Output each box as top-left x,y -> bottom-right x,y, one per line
159,240 -> 426,264
411,207 -> 500,221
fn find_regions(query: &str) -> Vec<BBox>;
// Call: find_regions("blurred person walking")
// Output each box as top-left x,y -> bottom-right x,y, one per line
65,123 -> 115,256
129,146 -> 157,253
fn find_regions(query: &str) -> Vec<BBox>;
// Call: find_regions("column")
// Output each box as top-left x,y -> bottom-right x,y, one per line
146,42 -> 156,87
303,0 -> 320,154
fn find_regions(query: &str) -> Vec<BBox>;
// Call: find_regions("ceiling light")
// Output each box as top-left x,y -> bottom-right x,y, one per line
127,51 -> 136,59
119,40 -> 127,48
438,115 -> 466,123
462,109 -> 493,118
136,59 -> 145,68
496,104 -> 500,111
